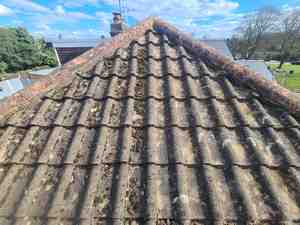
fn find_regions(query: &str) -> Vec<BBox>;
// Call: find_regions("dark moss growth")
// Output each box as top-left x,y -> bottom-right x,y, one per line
109,103 -> 121,125
125,169 -> 140,216
105,59 -> 114,74
47,87 -> 67,99
114,78 -> 128,97
130,128 -> 145,153
118,61 -> 128,75
73,78 -> 89,97
43,101 -> 61,122
137,48 -> 146,77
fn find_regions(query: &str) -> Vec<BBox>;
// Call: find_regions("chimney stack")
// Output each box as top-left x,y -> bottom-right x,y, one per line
110,12 -> 127,37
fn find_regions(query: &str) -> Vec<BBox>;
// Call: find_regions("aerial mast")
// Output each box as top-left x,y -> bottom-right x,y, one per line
110,0 -> 128,37
116,0 -> 128,24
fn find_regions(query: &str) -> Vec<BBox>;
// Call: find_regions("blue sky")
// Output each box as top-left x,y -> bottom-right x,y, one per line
0,0 -> 299,39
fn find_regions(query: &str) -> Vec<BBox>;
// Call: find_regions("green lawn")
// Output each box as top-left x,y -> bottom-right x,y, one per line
268,63 -> 300,92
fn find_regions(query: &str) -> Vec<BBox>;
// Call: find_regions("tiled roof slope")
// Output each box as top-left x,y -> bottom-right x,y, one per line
0,18 -> 300,225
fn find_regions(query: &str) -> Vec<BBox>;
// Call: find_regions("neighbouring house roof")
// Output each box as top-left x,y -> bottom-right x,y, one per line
237,60 -> 274,81
46,39 -> 107,65
0,18 -> 300,225
46,38 -> 105,48
202,39 -> 233,59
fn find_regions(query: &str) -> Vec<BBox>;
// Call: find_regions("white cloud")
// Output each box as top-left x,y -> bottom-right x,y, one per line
6,0 -> 50,13
59,0 -> 99,8
205,0 -> 239,16
35,23 -> 51,31
11,19 -> 24,26
21,4 -> 95,29
100,0 -> 240,38
55,5 -> 66,16
96,11 -> 112,24
54,5 -> 96,20
0,4 -> 13,16
102,0 -> 239,19
1,0 -> 243,39
68,11 -> 95,20
33,26 -> 107,39
196,14 -> 244,39
5,0 -> 95,20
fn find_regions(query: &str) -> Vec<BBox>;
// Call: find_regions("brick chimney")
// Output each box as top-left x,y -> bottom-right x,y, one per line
110,12 -> 127,37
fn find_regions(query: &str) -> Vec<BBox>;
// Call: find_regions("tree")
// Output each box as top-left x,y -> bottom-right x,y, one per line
277,10 -> 300,68
0,27 -> 57,74
235,6 -> 279,59
227,36 -> 241,59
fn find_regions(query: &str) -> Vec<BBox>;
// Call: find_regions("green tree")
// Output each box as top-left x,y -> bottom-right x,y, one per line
0,27 -> 57,74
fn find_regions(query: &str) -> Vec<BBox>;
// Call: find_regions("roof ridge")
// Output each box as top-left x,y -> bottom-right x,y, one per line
0,17 -> 156,120
1,17 -> 300,120
153,18 -> 300,116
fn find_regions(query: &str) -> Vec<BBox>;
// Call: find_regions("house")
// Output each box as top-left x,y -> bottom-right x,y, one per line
0,17 -> 300,225
45,12 -> 124,65
46,38 -> 106,65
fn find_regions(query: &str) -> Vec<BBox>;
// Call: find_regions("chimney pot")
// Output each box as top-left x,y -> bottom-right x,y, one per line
110,12 -> 127,37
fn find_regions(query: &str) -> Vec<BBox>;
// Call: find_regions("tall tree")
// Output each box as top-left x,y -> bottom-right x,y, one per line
277,10 -> 300,68
236,6 -> 279,59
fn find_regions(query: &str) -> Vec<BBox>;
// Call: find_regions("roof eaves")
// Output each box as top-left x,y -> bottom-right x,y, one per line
153,18 -> 300,116
0,17 -> 156,121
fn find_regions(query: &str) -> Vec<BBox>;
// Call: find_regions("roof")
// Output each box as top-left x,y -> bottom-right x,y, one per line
237,60 -> 273,81
202,39 -> 233,59
0,17 -> 300,225
46,38 -> 105,48
0,77 -> 32,100
54,46 -> 94,65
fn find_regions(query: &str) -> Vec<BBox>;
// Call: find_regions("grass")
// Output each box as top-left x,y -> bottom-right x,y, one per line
267,63 -> 300,92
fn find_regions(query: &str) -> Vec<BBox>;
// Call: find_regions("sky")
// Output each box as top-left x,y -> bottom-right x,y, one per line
0,0 -> 299,39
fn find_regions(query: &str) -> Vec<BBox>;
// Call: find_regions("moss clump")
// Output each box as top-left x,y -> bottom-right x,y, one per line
137,48 -> 146,77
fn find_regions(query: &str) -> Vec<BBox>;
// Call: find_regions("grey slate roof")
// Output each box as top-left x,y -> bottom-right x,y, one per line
46,39 -> 104,48
0,18 -> 300,225
201,40 -> 233,59
237,60 -> 273,81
